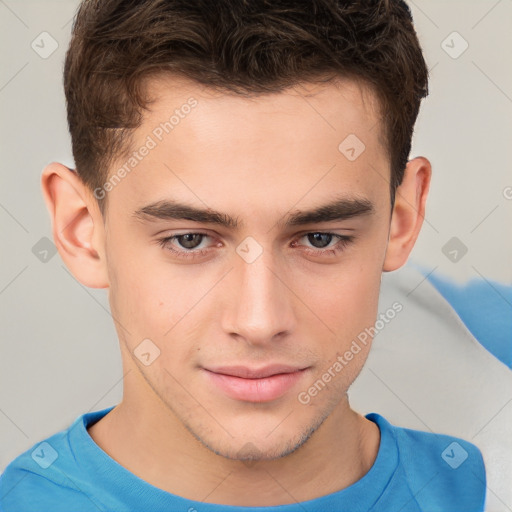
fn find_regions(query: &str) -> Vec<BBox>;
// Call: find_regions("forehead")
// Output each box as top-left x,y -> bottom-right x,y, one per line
106,75 -> 388,216
141,74 -> 384,145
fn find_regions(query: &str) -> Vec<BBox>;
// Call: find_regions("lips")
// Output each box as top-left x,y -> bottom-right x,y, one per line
205,364 -> 307,379
202,364 -> 310,402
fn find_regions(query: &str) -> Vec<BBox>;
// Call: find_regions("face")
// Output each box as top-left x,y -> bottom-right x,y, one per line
99,76 -> 393,460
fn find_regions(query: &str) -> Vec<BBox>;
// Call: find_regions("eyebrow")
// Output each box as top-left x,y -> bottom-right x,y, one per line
133,195 -> 374,229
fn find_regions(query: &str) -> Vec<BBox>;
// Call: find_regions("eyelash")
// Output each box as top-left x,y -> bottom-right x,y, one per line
156,232 -> 354,260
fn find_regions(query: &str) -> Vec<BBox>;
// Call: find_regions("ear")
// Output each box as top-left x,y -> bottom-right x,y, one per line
383,156 -> 431,271
41,162 -> 109,288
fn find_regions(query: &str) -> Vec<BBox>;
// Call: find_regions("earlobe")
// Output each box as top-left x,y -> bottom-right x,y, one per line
41,162 -> 109,288
383,156 -> 431,272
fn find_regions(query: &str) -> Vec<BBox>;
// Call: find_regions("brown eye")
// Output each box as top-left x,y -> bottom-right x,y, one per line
175,233 -> 205,249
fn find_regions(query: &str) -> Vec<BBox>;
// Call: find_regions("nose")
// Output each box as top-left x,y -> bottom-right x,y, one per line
222,245 -> 295,347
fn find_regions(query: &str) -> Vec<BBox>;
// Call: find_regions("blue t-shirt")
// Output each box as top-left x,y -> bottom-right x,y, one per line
0,406 -> 486,512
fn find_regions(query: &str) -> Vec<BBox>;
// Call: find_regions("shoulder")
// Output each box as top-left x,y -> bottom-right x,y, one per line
370,413 -> 486,511
0,463 -> 88,512
0,452 -> 90,512
0,412 -> 108,512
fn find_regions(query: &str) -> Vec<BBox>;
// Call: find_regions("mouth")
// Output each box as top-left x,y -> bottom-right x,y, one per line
202,364 -> 310,403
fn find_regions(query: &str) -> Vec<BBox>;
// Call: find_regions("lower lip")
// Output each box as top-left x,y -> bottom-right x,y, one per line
203,368 -> 308,402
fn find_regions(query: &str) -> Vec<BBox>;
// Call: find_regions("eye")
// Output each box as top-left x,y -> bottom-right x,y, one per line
156,232 -> 213,259
293,232 -> 354,257
170,233 -> 205,250
156,231 -> 354,261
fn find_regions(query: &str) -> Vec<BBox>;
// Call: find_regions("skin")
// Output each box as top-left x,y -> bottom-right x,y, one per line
41,76 -> 430,506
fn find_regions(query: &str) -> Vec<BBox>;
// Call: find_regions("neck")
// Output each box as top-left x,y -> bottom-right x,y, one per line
88,374 -> 380,506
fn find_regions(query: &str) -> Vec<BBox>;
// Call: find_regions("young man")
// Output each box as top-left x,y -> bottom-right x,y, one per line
0,0 -> 486,510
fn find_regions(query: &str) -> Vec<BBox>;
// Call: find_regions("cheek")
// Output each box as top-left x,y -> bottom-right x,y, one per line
345,265 -> 381,323
296,268 -> 380,403
293,257 -> 382,401
105,239 -> 173,346
295,221 -> 387,340
106,242 -> 214,365
301,261 -> 382,342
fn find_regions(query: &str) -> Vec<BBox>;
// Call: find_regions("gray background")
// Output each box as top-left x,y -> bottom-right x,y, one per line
1,0 -> 511,473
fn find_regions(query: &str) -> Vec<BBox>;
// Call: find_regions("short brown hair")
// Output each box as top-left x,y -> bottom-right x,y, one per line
64,0 -> 429,212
